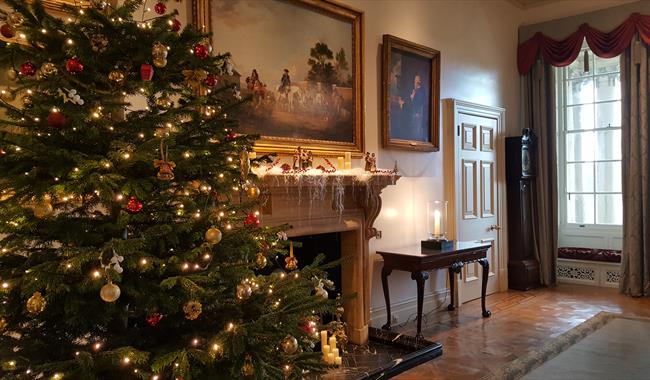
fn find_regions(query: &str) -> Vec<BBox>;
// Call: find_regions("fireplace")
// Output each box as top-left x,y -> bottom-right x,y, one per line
259,173 -> 399,345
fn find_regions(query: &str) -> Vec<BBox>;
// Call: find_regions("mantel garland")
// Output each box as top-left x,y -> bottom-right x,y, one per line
518,12 -> 650,74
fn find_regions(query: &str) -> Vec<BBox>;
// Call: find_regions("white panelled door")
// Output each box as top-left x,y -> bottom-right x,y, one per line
443,100 -> 505,305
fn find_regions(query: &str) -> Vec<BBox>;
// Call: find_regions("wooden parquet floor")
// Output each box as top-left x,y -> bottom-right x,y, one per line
390,284 -> 650,379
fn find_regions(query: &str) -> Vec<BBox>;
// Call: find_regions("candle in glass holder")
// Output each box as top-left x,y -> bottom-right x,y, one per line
337,156 -> 344,169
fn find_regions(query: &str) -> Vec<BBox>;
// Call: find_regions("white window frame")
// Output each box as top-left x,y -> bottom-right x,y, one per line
555,47 -> 622,250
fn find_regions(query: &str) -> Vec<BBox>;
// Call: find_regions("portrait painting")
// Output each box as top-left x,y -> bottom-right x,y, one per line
205,0 -> 364,155
382,34 -> 440,151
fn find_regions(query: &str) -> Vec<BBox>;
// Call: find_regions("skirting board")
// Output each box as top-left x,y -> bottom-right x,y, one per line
369,288 -> 450,327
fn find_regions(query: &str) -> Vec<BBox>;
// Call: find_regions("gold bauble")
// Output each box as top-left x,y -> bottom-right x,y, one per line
26,291 -> 46,315
183,300 -> 202,320
32,200 -> 53,219
246,185 -> 260,199
100,282 -> 121,302
236,283 -> 252,300
255,253 -> 267,269
0,317 -> 7,332
281,335 -> 299,354
40,62 -> 58,77
315,286 -> 328,299
6,69 -> 17,81
205,227 -> 222,244
152,42 -> 168,58
108,70 -> 125,85
153,57 -> 167,68
155,96 -> 172,109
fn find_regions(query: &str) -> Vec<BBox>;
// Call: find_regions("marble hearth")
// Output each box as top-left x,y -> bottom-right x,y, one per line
259,173 -> 399,345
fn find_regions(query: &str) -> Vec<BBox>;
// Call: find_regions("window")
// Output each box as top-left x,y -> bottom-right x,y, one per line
556,45 -> 622,233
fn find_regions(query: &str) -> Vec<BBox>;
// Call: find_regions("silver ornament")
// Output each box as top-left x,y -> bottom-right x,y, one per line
281,335 -> 298,354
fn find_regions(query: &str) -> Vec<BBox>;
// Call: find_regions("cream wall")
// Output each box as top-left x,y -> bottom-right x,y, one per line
341,0 -> 523,325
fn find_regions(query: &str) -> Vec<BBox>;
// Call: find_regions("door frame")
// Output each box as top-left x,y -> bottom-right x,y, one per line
442,99 -> 508,305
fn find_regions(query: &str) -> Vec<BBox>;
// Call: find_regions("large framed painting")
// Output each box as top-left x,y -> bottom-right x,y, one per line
382,34 -> 440,152
192,0 -> 364,156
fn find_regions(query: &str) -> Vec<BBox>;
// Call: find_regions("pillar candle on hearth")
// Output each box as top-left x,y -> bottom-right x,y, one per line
322,344 -> 330,356
321,330 -> 328,348
332,348 -> 339,358
337,156 -> 344,169
329,336 -> 337,351
344,152 -> 352,169
327,352 -> 334,364
249,152 -> 256,159
335,356 -> 342,366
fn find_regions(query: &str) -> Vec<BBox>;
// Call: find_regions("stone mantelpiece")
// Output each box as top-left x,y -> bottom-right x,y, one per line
259,173 -> 399,345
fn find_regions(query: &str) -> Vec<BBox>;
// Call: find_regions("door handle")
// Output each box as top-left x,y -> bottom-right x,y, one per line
489,224 -> 502,231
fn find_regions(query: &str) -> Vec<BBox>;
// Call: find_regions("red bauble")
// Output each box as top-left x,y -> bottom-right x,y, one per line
20,62 -> 37,76
140,63 -> 154,81
1,24 -> 15,39
126,196 -> 143,214
146,313 -> 164,327
170,19 -> 182,32
244,213 -> 260,227
47,111 -> 67,128
193,43 -> 209,59
154,2 -> 167,14
203,74 -> 217,88
65,58 -> 83,74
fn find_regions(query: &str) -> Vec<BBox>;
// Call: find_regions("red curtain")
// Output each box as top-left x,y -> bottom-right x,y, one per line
518,12 -> 650,74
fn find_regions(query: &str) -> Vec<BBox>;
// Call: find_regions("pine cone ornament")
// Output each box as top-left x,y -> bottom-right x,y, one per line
183,300 -> 202,320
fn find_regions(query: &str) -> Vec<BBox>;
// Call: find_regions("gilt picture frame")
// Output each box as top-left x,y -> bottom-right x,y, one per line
382,34 -> 440,152
192,0 -> 364,156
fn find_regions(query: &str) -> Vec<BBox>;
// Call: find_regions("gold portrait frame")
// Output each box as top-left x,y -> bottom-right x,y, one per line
192,0 -> 365,156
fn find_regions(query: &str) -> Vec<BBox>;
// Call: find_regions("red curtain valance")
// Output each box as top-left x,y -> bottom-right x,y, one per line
518,12 -> 650,74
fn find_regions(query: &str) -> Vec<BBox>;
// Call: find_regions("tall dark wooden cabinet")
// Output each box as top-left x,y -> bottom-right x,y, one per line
506,129 -> 541,290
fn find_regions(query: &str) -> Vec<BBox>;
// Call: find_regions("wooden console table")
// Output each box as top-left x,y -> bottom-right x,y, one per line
377,241 -> 492,340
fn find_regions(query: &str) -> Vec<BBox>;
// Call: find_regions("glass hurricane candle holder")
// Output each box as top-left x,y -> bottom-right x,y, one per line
427,200 -> 448,240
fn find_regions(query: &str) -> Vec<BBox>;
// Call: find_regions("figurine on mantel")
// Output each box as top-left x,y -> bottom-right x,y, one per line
364,152 -> 377,172
293,146 -> 313,170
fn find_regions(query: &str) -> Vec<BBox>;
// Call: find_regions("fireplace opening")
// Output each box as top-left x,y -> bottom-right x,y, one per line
292,232 -> 342,300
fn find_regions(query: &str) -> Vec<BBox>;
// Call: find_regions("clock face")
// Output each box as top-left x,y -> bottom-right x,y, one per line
522,149 -> 530,174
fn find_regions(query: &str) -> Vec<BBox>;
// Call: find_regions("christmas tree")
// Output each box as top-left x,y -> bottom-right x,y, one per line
0,1 -> 339,378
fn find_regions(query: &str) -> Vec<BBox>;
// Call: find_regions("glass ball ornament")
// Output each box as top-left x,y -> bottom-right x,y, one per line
125,196 -> 143,214
47,111 -> 67,128
193,43 -> 209,59
66,57 -> 84,74
155,96 -> 172,110
100,282 -> 121,302
246,185 -> 260,199
153,57 -> 167,68
91,0 -> 109,10
20,62 -> 37,77
154,2 -> 167,14
203,73 -> 217,88
281,335 -> 299,354
205,227 -> 222,244
1,23 -> 15,39
170,19 -> 182,32
26,291 -> 47,314
6,68 -> 17,81
314,285 -> 328,299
